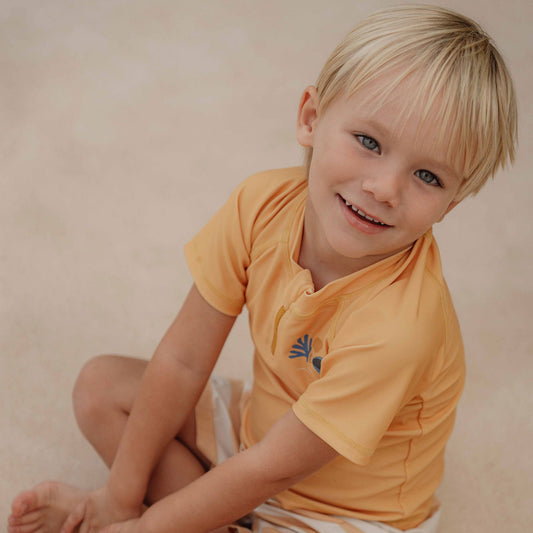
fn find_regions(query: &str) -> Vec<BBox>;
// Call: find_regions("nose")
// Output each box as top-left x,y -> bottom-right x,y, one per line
361,170 -> 402,207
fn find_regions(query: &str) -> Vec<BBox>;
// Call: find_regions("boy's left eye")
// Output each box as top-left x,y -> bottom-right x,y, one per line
415,169 -> 441,187
356,134 -> 380,153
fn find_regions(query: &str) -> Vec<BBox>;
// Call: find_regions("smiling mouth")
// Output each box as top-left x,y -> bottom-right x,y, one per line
339,195 -> 391,227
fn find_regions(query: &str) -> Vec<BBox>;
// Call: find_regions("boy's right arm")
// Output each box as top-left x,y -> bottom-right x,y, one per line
63,284 -> 236,532
108,283 -> 236,509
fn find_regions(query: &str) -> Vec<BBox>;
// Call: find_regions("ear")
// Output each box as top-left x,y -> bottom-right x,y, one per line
296,86 -> 319,148
437,199 -> 460,222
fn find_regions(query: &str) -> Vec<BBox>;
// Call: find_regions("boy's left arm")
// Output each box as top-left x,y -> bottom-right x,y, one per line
105,409 -> 338,533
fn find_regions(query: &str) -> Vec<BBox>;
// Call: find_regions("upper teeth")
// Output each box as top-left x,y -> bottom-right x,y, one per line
344,200 -> 387,226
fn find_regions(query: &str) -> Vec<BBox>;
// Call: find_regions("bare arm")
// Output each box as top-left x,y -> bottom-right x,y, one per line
139,409 -> 338,533
108,284 -> 236,511
65,285 -> 338,533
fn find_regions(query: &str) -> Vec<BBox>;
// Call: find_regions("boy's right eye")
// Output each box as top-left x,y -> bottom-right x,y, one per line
355,134 -> 381,154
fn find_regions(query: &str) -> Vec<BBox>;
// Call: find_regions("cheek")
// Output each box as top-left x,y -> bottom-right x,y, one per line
306,167 -> 327,204
413,199 -> 452,229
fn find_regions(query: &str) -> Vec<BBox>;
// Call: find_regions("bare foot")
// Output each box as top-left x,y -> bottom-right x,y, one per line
8,481 -> 88,533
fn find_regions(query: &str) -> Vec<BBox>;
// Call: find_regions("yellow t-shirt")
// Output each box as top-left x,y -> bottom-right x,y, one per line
185,167 -> 465,530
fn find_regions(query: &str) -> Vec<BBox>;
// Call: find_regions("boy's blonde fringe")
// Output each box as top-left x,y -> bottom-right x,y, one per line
304,5 -> 517,200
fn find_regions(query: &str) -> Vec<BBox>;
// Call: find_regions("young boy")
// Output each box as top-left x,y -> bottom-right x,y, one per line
9,5 -> 517,533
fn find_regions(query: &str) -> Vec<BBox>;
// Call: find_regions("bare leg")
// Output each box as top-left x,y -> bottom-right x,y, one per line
71,355 -> 209,501
9,355 -> 212,533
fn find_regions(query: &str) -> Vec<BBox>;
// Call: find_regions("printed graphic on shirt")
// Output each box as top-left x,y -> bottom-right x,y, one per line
289,334 -> 323,373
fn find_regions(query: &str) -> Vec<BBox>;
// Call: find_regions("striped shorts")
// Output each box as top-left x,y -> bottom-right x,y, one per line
194,375 -> 441,533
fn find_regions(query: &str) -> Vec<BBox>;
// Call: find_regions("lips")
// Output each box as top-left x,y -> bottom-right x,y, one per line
338,195 -> 391,227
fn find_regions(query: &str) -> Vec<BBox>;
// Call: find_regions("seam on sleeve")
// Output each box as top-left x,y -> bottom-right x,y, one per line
196,270 -> 244,315
185,241 -> 243,316
293,397 -> 374,463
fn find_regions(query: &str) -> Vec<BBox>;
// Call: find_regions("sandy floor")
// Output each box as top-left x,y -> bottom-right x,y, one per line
2,1 -> 532,531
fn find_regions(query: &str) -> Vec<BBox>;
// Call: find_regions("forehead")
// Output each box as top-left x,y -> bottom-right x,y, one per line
324,74 -> 465,173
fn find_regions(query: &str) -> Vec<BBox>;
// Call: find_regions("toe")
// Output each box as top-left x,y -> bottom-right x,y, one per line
7,519 -> 43,533
12,481 -> 57,516
9,510 -> 42,526
11,491 -> 34,517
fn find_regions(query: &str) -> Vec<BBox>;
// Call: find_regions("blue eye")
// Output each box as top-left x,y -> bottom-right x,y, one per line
356,134 -> 380,153
415,169 -> 441,187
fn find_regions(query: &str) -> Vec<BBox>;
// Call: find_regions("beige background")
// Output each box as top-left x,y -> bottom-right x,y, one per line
1,1 -> 531,531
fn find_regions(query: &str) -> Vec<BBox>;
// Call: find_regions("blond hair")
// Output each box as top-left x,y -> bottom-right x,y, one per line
305,5 -> 517,200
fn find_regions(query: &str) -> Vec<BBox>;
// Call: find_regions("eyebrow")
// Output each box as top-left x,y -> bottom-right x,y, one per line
425,159 -> 457,179
362,118 -> 390,139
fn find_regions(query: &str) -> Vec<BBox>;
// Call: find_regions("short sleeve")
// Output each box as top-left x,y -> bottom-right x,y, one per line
184,167 -> 307,316
184,180 -> 252,316
292,307 -> 442,465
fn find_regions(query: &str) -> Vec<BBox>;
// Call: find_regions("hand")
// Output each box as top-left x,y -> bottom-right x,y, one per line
60,485 -> 142,533
101,517 -> 143,533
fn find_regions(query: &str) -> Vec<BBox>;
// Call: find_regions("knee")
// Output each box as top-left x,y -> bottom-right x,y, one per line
72,355 -> 115,426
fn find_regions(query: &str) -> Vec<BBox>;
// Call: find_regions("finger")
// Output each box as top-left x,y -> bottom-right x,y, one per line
101,524 -> 123,533
60,501 -> 86,533
102,518 -> 135,533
